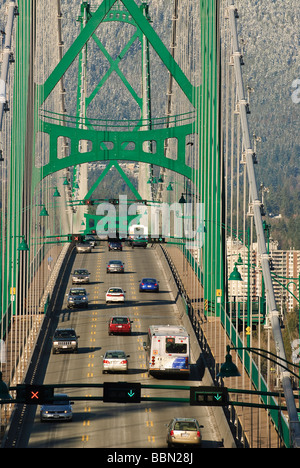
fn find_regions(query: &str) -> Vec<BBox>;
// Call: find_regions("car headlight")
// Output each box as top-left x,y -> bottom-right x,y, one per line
71,341 -> 77,345
53,341 -> 59,345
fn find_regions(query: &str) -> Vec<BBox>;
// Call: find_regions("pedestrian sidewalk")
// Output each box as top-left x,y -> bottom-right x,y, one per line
164,244 -> 282,448
0,243 -> 71,440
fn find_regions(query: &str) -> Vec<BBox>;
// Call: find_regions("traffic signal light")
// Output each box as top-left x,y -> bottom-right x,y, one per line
103,382 -> 141,403
190,386 -> 228,406
84,199 -> 94,206
16,384 -> 54,404
70,234 -> 83,243
148,236 -> 165,243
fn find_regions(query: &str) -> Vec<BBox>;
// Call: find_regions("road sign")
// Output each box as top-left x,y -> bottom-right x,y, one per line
16,384 -> 54,404
103,382 -> 141,403
190,386 -> 228,406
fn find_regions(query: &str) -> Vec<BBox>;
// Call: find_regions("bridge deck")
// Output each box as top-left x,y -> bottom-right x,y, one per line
1,242 -> 283,447
0,244 -> 66,440
165,245 -> 282,448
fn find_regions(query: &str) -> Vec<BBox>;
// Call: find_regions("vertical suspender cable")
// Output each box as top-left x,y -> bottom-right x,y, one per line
228,0 -> 300,447
0,2 -> 17,379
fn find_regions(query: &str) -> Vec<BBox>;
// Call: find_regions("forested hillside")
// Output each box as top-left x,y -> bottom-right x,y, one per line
237,0 -> 299,249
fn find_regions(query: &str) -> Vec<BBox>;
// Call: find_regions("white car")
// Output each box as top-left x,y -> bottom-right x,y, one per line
105,287 -> 125,303
102,350 -> 129,373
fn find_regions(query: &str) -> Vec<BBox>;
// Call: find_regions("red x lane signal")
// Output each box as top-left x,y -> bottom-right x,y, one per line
16,384 -> 54,404
30,390 -> 39,400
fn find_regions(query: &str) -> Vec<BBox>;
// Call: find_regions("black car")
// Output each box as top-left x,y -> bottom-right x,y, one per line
131,236 -> 147,248
52,328 -> 80,354
108,241 -> 122,251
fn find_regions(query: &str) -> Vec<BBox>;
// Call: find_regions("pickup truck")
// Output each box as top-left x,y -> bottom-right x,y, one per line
52,328 -> 80,354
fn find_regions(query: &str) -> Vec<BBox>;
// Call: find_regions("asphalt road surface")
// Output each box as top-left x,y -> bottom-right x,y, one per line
18,242 -> 224,448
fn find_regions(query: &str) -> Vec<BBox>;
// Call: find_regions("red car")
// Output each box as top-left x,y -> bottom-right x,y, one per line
108,316 -> 132,335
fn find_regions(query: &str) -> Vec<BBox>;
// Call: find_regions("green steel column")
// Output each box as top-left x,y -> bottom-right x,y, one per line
6,0 -> 32,322
198,0 -> 224,317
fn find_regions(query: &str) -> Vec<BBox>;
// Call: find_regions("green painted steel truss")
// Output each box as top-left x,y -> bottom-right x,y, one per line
34,0 -> 198,186
30,0 -> 222,313
37,115 -> 196,182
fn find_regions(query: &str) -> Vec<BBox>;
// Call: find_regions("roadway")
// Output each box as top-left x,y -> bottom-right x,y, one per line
19,242 -> 224,448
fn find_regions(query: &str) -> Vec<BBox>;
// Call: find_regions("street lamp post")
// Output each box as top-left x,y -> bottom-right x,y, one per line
270,271 -> 300,406
220,345 -> 300,382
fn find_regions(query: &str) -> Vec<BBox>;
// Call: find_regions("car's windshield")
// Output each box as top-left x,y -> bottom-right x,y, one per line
106,352 -> 126,359
70,289 -> 86,296
51,398 -> 69,406
174,421 -> 197,431
54,330 -> 76,338
112,317 -> 128,324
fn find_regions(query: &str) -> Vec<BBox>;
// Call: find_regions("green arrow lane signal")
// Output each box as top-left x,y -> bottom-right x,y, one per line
103,382 -> 141,403
190,386 -> 228,406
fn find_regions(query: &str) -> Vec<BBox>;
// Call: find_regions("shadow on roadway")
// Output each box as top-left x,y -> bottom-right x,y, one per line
59,297 -> 176,314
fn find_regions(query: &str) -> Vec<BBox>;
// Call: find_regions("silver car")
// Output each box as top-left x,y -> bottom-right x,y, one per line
106,260 -> 125,273
76,241 -> 92,253
102,350 -> 129,373
40,394 -> 74,422
66,288 -> 89,308
72,269 -> 90,284
166,418 -> 203,447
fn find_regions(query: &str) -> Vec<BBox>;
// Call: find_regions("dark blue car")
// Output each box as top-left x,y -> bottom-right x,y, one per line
139,278 -> 159,292
108,241 -> 122,251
